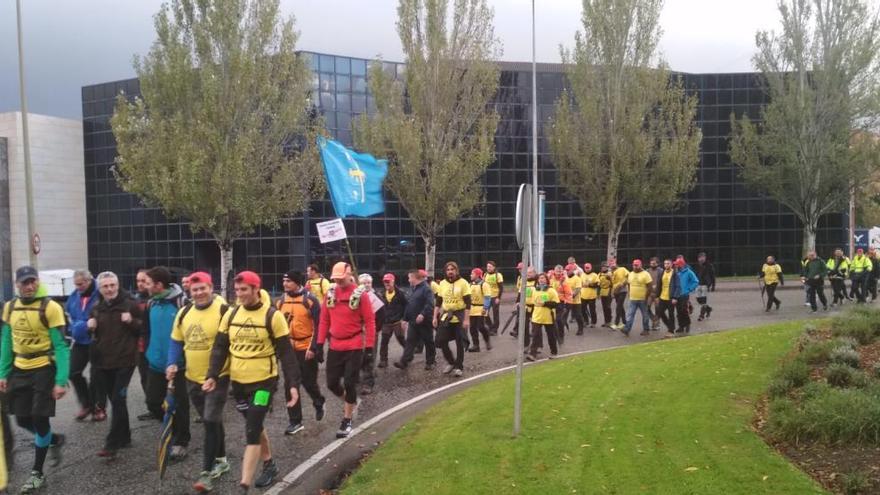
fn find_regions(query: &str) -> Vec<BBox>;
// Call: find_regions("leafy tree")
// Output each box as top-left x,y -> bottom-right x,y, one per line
111,0 -> 322,292
353,0 -> 500,274
548,0 -> 701,260
730,0 -> 880,255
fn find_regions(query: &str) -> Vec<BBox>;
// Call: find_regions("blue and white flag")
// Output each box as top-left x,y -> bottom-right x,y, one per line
318,136 -> 388,218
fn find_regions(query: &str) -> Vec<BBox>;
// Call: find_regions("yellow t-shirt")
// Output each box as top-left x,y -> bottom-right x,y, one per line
308,277 -> 331,304
171,296 -> 230,383
627,270 -> 653,301
430,280 -> 440,295
470,282 -> 486,317
598,273 -> 612,297
218,304 -> 289,384
580,273 -> 599,300
660,269 -> 674,301
530,287 -> 559,325
2,298 -> 65,370
612,267 -> 630,292
762,264 -> 782,285
385,290 -> 396,304
564,275 -> 583,304
482,272 -> 504,298
438,278 -> 470,323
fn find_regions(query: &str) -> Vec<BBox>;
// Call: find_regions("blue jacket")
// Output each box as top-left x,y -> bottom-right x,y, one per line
674,266 -> 699,298
145,284 -> 185,373
65,283 -> 100,345
403,282 -> 434,324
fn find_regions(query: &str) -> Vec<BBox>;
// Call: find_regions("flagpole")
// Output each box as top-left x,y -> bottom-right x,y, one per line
16,0 -> 38,268
531,0 -> 540,273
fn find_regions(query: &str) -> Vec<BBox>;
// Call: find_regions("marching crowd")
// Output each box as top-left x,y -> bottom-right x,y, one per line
5,245 -> 875,494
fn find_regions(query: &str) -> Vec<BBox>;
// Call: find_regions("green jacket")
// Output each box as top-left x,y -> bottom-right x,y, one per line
801,258 -> 827,281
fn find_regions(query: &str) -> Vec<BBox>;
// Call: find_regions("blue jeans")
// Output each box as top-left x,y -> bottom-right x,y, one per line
624,300 -> 650,333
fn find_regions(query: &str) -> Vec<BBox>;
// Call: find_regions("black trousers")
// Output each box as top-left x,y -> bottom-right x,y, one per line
145,369 -> 190,447
658,299 -> 676,332
765,283 -> 781,310
436,321 -> 465,370
490,300 -> 501,333
359,348 -> 376,388
675,296 -> 691,330
400,322 -> 436,365
807,281 -> 828,311
378,321 -> 406,362
600,296 -> 612,324
852,274 -> 866,302
468,316 -> 491,349
529,323 -> 557,357
286,349 -> 325,424
830,278 -> 847,304
581,299 -> 597,325
568,303 -> 585,333
93,367 -> 135,450
614,292 -> 628,325
137,350 -> 149,396
70,343 -> 103,411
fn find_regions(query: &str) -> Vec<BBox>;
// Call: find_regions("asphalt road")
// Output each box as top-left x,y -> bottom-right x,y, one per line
4,283 -> 831,494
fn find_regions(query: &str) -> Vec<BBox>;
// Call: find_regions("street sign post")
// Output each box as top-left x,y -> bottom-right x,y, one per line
513,184 -> 532,438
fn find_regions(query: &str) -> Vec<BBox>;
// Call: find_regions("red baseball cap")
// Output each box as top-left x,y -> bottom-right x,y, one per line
516,262 -> 524,270
418,269 -> 428,278
565,263 -> 577,272
188,271 -> 212,286
673,259 -> 685,268
234,270 -> 261,288
472,268 -> 484,278
382,273 -> 395,283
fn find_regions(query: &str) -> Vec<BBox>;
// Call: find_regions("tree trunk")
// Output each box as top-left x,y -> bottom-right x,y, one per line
424,235 -> 436,277
219,239 -> 234,301
802,222 -> 817,257
606,216 -> 621,261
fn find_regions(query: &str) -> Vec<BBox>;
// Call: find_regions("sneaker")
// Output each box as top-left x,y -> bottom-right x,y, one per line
360,385 -> 373,395
336,419 -> 353,439
697,315 -> 704,322
467,347 -> 480,352
639,331 -> 649,336
74,408 -> 91,421
137,412 -> 157,421
92,408 -> 107,422
442,364 -> 454,374
664,332 -> 675,339
526,355 -> 536,362
96,448 -> 117,459
775,301 -> 781,310
392,361 -> 408,370
486,341 -> 493,351
169,445 -> 188,462
377,360 -> 387,369
238,483 -> 250,494
706,307 -> 712,319
284,422 -> 304,436
19,471 -> 45,494
576,330 -> 583,336
193,471 -> 214,493
548,354 -> 557,359
254,460 -> 278,488
48,433 -> 64,467
452,369 -> 463,377
619,328 -> 630,337
210,458 -> 231,479
804,302 -> 811,307
823,306 -> 828,311
314,400 -> 325,422
424,363 -> 434,371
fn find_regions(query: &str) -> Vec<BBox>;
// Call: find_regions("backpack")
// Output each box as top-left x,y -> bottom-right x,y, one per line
223,304 -> 279,347
176,298 -> 230,330
4,298 -> 68,336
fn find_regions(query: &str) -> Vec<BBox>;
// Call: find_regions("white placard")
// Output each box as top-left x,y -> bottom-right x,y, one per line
317,218 -> 347,244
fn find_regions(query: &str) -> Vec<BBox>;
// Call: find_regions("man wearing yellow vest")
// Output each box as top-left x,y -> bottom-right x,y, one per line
527,273 -> 559,361
276,271 -> 325,437
610,259 -> 630,329
564,264 -> 586,336
468,268 -> 492,352
580,263 -> 599,328
166,272 -> 231,492
850,248 -> 873,303
306,265 -> 331,305
598,262 -> 613,327
203,271 -> 301,493
482,261 -> 504,335
0,266 -> 69,494
434,262 -> 471,377
826,248 -> 850,306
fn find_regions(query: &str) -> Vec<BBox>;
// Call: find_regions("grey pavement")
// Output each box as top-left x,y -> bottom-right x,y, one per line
4,282 -> 837,494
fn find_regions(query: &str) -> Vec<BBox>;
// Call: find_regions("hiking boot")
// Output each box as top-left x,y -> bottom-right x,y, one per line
619,328 -> 630,337
442,364 -> 454,374
639,331 -> 649,336
254,459 -> 278,488
775,301 -> 781,310
424,363 -> 435,371
486,341 -> 493,351
284,422 -> 304,436
92,408 -> 107,422
48,433 -> 64,467
467,346 -> 480,352
452,369 -> 463,377
376,359 -> 387,369
193,471 -> 214,493
697,315 -> 704,322
19,471 -> 45,494
576,330 -> 583,336
359,385 -> 373,395
314,400 -> 325,422
526,354 -> 536,362
170,445 -> 188,462
664,332 -> 675,339
336,419 -> 353,439
393,361 -> 408,370
548,354 -> 557,359
137,412 -> 157,421
705,307 -> 712,319
74,408 -> 91,421
210,458 -> 230,478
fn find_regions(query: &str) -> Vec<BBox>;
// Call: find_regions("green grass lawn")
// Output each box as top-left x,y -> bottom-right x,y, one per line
342,322 -> 826,495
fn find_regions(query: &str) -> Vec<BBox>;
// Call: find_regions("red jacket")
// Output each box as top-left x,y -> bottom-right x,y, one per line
317,283 -> 376,351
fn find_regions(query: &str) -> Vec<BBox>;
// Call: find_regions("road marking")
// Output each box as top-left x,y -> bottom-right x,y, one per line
266,343 -> 629,494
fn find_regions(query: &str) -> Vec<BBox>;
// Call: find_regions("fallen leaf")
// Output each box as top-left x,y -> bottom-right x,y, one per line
685,467 -> 699,472
762,475 -> 769,481
580,444 -> 591,448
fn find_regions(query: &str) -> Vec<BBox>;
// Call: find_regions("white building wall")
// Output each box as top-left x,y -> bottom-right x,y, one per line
0,112 -> 87,273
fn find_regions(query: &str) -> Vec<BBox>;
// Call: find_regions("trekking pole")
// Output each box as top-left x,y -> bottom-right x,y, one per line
758,278 -> 765,308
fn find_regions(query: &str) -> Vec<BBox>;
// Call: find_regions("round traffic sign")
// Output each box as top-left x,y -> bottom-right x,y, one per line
32,233 -> 41,255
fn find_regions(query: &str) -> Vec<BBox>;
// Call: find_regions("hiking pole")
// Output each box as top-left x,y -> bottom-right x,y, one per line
500,308 -> 518,335
759,278 -> 766,308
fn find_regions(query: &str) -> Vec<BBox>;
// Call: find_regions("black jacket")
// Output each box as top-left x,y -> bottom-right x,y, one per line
404,282 -> 434,324
89,290 -> 143,370
694,262 -> 716,290
378,287 -> 407,324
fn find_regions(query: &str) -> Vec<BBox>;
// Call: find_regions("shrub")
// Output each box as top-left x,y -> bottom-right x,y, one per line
833,336 -> 860,350
826,363 -> 866,388
873,361 -> 880,378
776,359 -> 810,388
767,386 -> 880,445
832,309 -> 880,345
799,381 -> 828,401
830,346 -> 862,369
768,378 -> 796,398
842,471 -> 870,495
801,340 -> 834,365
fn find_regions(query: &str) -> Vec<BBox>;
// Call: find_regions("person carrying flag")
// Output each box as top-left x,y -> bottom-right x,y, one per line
203,271 -> 301,493
0,267 -> 69,494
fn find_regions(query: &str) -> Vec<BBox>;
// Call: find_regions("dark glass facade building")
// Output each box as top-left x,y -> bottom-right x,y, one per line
82,51 -> 845,289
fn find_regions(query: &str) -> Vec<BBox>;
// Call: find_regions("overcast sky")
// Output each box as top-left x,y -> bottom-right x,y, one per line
0,0 -> 787,120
